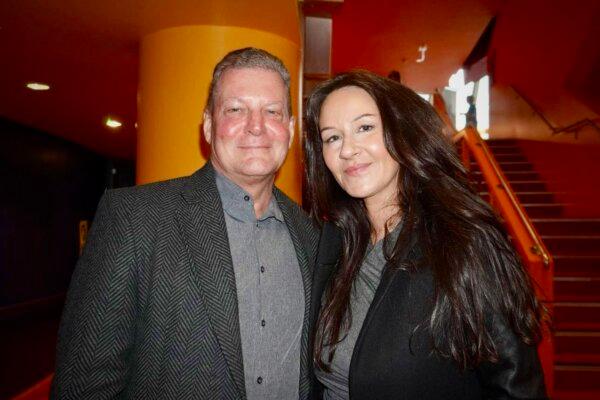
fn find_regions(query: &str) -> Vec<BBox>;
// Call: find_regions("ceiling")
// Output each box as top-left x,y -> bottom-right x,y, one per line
1,0 -> 499,159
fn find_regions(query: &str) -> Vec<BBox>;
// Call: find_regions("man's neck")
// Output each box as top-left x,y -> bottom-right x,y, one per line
240,178 -> 275,218
213,165 -> 275,218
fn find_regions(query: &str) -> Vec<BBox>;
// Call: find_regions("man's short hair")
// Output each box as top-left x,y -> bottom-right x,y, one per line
205,47 -> 292,117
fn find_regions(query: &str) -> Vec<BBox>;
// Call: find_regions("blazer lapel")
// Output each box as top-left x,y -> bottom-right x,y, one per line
177,163 -> 246,400
274,190 -> 313,399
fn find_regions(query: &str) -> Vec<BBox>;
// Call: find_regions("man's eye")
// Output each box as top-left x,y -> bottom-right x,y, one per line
226,107 -> 242,114
358,124 -> 374,132
267,109 -> 282,116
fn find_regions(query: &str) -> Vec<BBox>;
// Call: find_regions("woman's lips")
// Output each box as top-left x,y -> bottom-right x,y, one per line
344,163 -> 371,176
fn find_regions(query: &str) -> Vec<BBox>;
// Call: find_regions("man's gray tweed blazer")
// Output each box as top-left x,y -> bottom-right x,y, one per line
50,162 -> 319,400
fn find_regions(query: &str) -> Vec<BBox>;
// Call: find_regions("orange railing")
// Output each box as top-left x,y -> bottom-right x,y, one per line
433,92 -> 555,395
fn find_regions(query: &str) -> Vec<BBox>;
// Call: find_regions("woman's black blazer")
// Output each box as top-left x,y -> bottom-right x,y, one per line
310,223 -> 547,400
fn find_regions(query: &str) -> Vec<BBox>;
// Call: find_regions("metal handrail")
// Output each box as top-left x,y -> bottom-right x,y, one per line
511,85 -> 600,137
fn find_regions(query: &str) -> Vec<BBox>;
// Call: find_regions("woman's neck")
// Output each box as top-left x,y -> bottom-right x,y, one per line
365,197 -> 401,243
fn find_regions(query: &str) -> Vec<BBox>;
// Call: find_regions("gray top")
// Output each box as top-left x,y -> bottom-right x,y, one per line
215,172 -> 305,400
315,228 -> 400,400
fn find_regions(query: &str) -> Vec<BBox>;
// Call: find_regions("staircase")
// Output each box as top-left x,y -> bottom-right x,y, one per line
472,139 -> 600,399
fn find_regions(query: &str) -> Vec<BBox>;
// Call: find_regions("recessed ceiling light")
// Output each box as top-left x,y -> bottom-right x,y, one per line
105,117 -> 122,128
26,82 -> 50,91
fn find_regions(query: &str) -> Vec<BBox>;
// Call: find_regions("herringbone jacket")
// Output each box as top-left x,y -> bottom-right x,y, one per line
51,163 -> 319,400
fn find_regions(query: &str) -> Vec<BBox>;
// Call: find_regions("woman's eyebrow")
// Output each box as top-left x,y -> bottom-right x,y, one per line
352,113 -> 376,122
320,113 -> 376,132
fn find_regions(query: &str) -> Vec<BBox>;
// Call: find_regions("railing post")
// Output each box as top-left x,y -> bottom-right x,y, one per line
461,140 -> 470,171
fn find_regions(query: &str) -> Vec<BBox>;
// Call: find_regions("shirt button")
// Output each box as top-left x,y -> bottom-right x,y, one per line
260,266 -> 265,273
243,195 -> 250,201
256,376 -> 263,384
261,319 -> 266,327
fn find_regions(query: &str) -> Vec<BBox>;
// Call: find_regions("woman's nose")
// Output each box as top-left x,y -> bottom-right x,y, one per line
339,136 -> 359,159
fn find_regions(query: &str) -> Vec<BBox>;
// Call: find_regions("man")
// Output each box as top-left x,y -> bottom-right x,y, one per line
465,95 -> 477,129
51,48 -> 319,400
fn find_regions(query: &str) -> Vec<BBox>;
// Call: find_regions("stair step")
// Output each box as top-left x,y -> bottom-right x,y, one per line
554,256 -> 600,277
493,154 -> 529,162
509,181 -> 548,191
486,139 -> 519,147
556,331 -> 600,357
488,146 -> 522,155
505,171 -> 541,181
516,192 -> 556,203
544,236 -> 600,256
553,390 -> 600,400
533,219 -> 600,236
479,191 -> 557,204
555,277 -> 600,302
471,170 -> 541,181
523,203 -> 565,217
554,303 -> 600,331
556,352 -> 600,366
470,161 -> 535,172
555,365 -> 600,391
470,180 -> 547,192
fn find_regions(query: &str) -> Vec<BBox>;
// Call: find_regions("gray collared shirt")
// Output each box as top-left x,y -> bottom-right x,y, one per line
215,172 -> 305,400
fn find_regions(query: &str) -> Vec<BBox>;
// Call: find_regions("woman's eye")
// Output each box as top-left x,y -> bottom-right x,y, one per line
358,124 -> 374,132
323,135 -> 340,144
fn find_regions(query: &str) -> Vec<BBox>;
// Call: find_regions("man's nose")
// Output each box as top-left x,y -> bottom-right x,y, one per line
246,109 -> 264,136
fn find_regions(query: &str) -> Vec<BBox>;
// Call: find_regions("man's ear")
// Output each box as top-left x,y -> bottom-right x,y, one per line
202,111 -> 212,144
287,116 -> 295,149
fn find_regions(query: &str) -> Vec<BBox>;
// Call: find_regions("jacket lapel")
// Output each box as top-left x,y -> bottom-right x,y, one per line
311,222 -> 343,321
274,190 -> 313,399
177,163 -> 246,400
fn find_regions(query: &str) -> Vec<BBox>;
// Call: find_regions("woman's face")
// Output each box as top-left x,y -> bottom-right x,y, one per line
319,86 -> 400,209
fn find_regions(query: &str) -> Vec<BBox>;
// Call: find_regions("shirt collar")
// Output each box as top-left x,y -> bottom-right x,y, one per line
215,171 -> 284,223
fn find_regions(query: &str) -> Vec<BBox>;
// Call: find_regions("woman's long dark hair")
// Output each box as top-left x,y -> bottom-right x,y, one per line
304,71 -> 546,371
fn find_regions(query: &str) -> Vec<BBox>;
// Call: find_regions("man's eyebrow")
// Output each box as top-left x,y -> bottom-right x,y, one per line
219,97 -> 242,104
264,101 -> 285,106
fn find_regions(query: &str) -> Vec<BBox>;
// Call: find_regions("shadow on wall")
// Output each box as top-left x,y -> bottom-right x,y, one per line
490,84 -> 600,145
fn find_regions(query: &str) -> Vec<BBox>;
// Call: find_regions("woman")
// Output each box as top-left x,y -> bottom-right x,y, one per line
304,71 -> 547,400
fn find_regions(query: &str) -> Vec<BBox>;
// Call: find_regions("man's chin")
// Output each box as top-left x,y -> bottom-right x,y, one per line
235,160 -> 283,178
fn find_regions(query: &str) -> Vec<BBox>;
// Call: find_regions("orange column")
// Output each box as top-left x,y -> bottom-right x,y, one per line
137,25 -> 302,202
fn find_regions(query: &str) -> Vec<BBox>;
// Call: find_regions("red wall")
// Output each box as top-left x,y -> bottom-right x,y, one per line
327,0 -> 599,143
329,0 -> 497,92
489,0 -> 600,137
